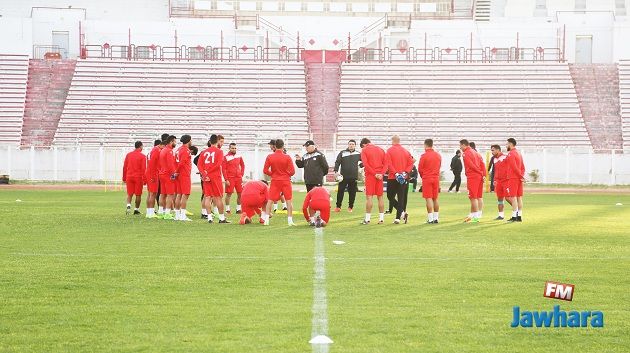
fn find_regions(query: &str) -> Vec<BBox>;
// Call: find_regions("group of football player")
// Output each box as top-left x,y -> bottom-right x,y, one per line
122,133 -> 525,226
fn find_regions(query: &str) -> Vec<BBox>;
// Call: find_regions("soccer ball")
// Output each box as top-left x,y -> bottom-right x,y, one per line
335,174 -> 343,182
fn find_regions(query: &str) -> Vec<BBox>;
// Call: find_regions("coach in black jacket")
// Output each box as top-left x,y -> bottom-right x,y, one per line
295,140 -> 329,192
333,139 -> 362,211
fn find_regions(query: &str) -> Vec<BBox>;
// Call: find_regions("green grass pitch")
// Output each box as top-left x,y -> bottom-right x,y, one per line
0,188 -> 629,352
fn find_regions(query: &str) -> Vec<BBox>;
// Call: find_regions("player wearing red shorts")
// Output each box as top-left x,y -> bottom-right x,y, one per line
470,141 -> 487,217
145,139 -> 162,218
505,138 -> 525,222
174,135 -> 193,221
460,139 -> 484,223
239,180 -> 269,225
419,139 -> 442,224
490,144 -> 510,220
123,141 -> 146,215
302,186 -> 331,227
223,142 -> 245,215
263,139 -> 296,226
158,136 -> 178,220
198,134 -> 229,224
359,137 -> 387,225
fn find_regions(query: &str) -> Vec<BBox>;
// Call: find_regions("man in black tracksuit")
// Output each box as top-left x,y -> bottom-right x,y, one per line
448,149 -> 463,192
295,140 -> 329,192
333,139 -> 362,211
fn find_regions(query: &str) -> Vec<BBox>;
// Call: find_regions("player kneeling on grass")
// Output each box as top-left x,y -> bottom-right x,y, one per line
123,141 -> 147,215
239,180 -> 269,225
174,135 -> 193,221
303,186 -> 331,227
198,134 -> 230,224
418,139 -> 442,223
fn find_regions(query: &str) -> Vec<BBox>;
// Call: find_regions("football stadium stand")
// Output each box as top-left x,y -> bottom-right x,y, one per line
336,62 -> 592,149
619,60 -> 630,151
0,54 -> 29,145
53,59 -> 309,147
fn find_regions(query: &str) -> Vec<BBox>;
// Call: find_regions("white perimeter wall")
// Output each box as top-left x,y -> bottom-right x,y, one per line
1,146 -> 628,185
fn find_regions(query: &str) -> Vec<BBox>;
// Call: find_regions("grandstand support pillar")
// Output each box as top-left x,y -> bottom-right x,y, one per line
254,145 -> 260,180
470,32 -> 473,63
29,146 -> 35,181
610,150 -> 616,185
99,146 -> 104,180
53,146 -> 58,181
516,32 -> 519,62
588,149 -> 593,184
128,28 -> 131,60
564,148 -> 570,184
542,149 -> 547,184
6,146 -> 12,177
76,146 -> 81,181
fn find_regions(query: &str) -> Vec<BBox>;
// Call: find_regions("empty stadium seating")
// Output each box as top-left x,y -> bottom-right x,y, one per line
53,59 -> 309,148
620,60 -> 630,151
336,63 -> 592,150
0,54 -> 29,145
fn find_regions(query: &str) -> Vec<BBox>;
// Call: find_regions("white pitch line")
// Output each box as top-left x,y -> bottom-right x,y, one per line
310,227 -> 332,353
7,252 -> 630,261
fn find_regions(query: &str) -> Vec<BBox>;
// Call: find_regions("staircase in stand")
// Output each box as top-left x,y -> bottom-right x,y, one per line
21,59 -> 76,147
305,63 -> 341,149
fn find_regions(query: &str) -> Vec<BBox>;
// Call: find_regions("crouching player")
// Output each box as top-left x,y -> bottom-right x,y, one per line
303,186 -> 331,227
239,180 -> 269,225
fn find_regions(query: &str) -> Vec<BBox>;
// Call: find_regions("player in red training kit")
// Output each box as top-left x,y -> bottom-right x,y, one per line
223,142 -> 245,215
504,138 -> 525,222
158,135 -> 178,220
198,134 -> 229,224
174,134 -> 193,222
460,139 -> 484,223
302,186 -> 331,227
145,139 -> 163,218
239,180 -> 269,225
470,141 -> 487,217
385,135 -> 415,224
123,141 -> 146,215
263,139 -> 296,226
418,139 -> 442,224
490,144 -> 510,220
359,137 -> 387,225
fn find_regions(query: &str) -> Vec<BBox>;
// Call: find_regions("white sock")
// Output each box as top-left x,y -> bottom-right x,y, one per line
226,205 -> 231,212
208,213 -> 214,221
282,202 -> 287,209
158,206 -> 164,214
273,203 -> 278,211
127,203 -> 131,208
499,211 -> 504,218
219,214 -> 225,221
379,213 -> 384,221
512,210 -> 518,218
236,205 -> 241,211
181,209 -> 187,218
287,216 -> 293,224
165,208 -> 171,214
517,210 -> 522,216
365,213 -> 371,222
434,212 -> 439,220
174,210 -> 180,219
146,208 -> 153,216
310,216 -> 316,223
201,208 -> 208,216
428,213 -> 434,222
262,213 -> 269,222
213,207 -> 219,214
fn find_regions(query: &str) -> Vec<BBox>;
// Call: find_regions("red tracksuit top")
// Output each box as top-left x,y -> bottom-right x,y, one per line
147,146 -> 161,178
176,145 -> 192,177
123,149 -> 147,181
159,145 -> 177,176
222,152 -> 245,180
493,153 -> 508,182
198,146 -> 224,180
462,146 -> 483,179
419,148 -> 442,180
505,148 -> 525,180
386,144 -> 414,180
302,187 -> 331,221
242,181 -> 269,201
360,143 -> 387,176
263,150 -> 295,181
